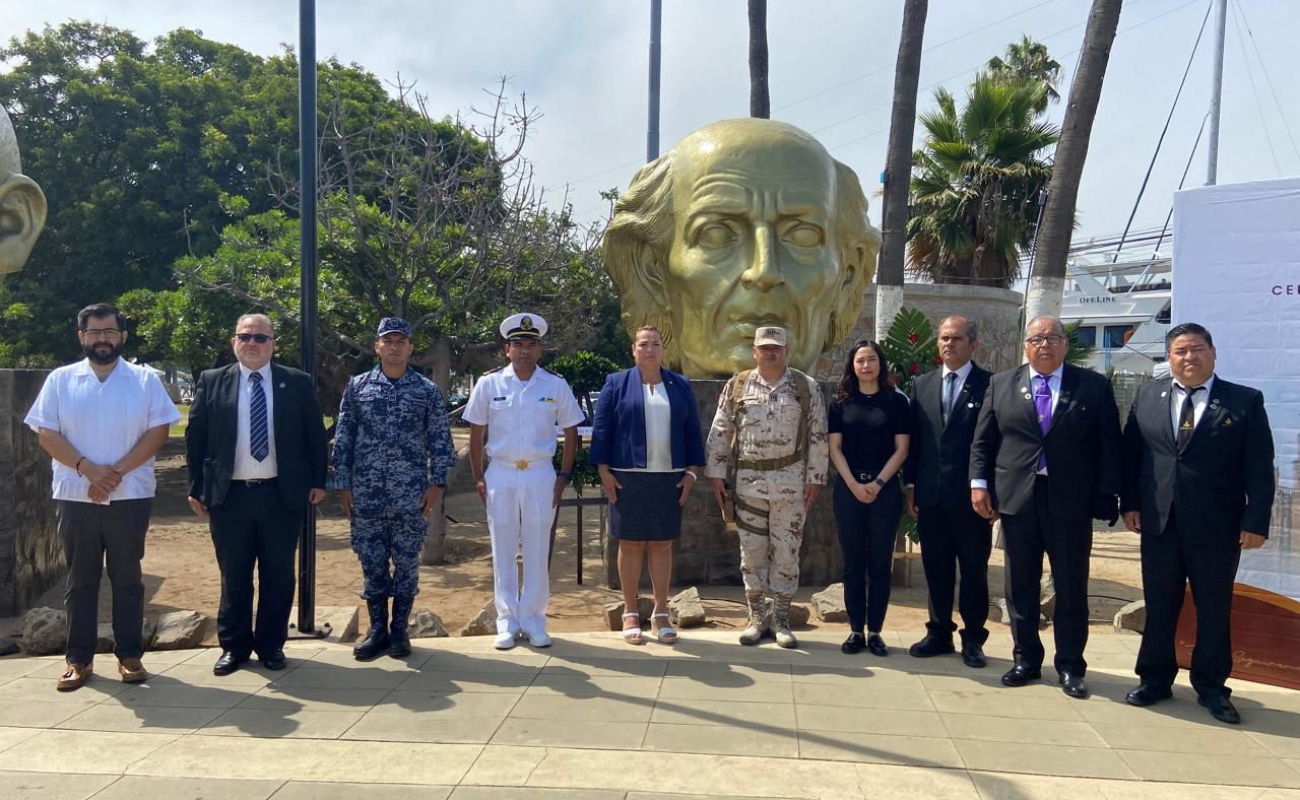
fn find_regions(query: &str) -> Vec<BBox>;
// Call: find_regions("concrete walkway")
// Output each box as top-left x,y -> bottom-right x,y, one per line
1,629 -> 1297,800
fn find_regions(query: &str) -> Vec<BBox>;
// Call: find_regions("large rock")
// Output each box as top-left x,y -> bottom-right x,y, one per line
0,637 -> 19,657
1114,599 -> 1146,634
604,597 -> 656,631
1039,574 -> 1057,621
21,606 -> 66,655
811,584 -> 847,623
150,610 -> 210,650
459,600 -> 497,637
408,609 -> 449,638
667,587 -> 707,628
95,623 -> 116,654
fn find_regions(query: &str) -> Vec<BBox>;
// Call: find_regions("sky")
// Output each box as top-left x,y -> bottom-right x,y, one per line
6,0 -> 1299,251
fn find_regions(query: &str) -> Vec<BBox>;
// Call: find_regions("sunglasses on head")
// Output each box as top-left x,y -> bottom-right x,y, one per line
236,333 -> 273,344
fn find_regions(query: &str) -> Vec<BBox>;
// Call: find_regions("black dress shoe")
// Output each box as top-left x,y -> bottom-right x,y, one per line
1001,665 -> 1042,687
213,651 -> 247,676
841,633 -> 865,655
1198,693 -> 1241,724
1058,671 -> 1090,699
1125,684 -> 1173,707
258,651 -> 287,671
866,634 -> 889,657
908,636 -> 955,658
961,643 -> 987,669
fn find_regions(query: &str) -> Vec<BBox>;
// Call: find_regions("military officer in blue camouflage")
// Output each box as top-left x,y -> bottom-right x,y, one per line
329,317 -> 456,660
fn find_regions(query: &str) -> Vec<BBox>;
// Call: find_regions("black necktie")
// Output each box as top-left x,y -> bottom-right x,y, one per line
1176,385 -> 1205,451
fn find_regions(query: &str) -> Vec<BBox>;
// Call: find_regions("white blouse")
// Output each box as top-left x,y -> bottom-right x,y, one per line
619,381 -> 674,472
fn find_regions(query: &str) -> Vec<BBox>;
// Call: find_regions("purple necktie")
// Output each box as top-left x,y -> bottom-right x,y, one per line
1034,375 -> 1052,470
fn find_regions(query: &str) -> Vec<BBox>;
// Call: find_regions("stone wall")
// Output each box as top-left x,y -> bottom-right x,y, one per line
814,283 -> 1025,380
0,370 -> 61,616
605,379 -> 845,588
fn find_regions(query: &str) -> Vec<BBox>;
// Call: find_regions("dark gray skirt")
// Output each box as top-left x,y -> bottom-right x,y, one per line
608,470 -> 684,541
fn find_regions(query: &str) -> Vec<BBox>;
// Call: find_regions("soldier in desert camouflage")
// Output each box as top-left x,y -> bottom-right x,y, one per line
706,326 -> 829,648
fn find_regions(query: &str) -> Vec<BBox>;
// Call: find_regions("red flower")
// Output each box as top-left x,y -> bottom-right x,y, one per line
908,332 -> 919,343
933,355 -> 943,365
910,362 -> 919,374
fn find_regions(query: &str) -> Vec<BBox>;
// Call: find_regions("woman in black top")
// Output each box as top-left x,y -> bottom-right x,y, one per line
828,340 -> 911,656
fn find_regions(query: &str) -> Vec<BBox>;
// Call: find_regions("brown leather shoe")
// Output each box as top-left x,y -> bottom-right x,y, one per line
118,658 -> 148,683
57,662 -> 92,692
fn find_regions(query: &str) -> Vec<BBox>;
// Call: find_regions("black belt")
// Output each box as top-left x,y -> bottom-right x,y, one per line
231,477 -> 277,486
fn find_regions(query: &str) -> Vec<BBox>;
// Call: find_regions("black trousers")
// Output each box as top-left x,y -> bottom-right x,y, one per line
917,503 -> 992,646
1000,477 -> 1093,675
209,481 -> 299,658
833,478 -> 902,633
1135,510 -> 1241,699
57,498 -> 152,665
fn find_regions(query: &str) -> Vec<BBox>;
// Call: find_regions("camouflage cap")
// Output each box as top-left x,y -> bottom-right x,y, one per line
376,317 -> 412,338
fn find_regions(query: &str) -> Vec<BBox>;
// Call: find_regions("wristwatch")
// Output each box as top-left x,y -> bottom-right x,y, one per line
873,477 -> 886,489
557,471 -> 571,480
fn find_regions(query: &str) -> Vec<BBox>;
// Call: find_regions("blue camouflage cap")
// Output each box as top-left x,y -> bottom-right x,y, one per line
376,317 -> 412,338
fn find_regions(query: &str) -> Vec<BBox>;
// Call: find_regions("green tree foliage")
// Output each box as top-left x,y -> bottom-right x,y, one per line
906,74 -> 1059,289
987,35 -> 1062,114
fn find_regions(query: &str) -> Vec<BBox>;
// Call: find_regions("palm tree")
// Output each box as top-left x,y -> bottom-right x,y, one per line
748,0 -> 770,118
906,75 -> 1059,288
1025,0 -> 1123,322
987,35 -> 1062,114
875,0 -> 929,341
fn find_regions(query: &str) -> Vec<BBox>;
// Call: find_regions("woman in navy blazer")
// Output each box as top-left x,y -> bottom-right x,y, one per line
590,326 -> 705,644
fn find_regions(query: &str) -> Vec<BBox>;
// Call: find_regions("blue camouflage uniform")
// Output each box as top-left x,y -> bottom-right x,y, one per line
329,365 -> 456,601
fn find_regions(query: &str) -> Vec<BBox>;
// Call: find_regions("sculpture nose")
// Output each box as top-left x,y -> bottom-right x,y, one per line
741,225 -> 784,292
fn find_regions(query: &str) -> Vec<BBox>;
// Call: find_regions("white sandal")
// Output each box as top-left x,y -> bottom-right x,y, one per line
621,612 -> 645,645
652,612 -> 678,644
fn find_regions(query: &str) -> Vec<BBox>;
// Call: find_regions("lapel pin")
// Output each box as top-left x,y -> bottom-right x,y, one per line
1211,398 -> 1220,407
967,401 -> 975,408
1160,391 -> 1167,398
279,382 -> 286,388
1224,417 -> 1233,427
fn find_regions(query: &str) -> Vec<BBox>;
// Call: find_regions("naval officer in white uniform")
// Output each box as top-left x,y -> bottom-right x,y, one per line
465,313 -> 585,649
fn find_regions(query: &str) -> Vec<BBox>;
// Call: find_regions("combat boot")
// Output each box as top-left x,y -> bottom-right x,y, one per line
389,596 -> 413,658
353,598 -> 390,661
738,591 -> 768,646
772,593 -> 798,649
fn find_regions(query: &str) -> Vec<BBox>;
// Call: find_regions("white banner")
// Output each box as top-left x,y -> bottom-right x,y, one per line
1172,177 -> 1300,605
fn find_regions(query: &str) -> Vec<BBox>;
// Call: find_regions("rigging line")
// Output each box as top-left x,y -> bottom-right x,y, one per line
775,0 -> 1069,114
1232,0 -> 1300,164
1152,111 -> 1210,261
1228,0 -> 1281,176
1111,0 -> 1213,264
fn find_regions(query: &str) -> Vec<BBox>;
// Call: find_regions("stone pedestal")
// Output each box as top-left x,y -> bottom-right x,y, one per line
0,370 -> 61,616
604,379 -> 844,588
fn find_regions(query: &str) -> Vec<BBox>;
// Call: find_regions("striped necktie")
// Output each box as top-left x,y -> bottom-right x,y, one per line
249,372 -> 268,462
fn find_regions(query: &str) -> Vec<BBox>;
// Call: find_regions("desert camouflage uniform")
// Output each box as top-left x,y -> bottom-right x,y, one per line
328,365 -> 455,600
705,368 -> 828,595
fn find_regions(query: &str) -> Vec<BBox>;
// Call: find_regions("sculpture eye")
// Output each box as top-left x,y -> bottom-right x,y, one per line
696,222 -> 737,249
783,223 -> 823,248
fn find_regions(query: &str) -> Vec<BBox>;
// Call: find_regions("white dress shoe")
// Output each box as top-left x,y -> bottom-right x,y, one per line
494,631 -> 517,650
522,629 -> 551,648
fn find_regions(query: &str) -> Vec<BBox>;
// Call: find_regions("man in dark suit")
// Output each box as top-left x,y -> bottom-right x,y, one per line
970,315 -> 1121,699
905,315 -> 993,668
1121,322 -> 1273,724
186,313 -> 328,675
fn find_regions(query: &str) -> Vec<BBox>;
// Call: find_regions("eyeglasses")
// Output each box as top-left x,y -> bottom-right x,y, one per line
82,328 -> 122,339
236,333 -> 273,344
1025,335 -> 1067,347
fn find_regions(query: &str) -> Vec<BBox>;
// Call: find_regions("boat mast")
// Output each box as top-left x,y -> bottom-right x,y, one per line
1206,0 -> 1227,185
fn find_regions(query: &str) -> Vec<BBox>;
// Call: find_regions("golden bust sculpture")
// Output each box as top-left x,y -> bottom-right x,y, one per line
604,118 -> 879,377
0,107 -> 48,275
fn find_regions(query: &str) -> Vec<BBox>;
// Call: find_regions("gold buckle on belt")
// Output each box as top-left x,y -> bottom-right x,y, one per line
515,460 -> 529,470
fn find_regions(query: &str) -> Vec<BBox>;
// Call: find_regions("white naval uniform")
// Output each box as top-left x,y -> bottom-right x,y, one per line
464,364 -> 585,635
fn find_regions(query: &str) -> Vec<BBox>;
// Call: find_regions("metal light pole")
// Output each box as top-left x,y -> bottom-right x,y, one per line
1206,0 -> 1227,185
297,0 -> 319,634
647,0 -> 662,161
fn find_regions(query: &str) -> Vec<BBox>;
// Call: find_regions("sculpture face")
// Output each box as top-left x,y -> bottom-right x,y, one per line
605,119 -> 878,378
0,109 -> 48,276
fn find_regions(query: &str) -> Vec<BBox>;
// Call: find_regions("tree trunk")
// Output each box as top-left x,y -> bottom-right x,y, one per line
748,0 -> 770,118
422,336 -> 453,396
875,0 -> 929,341
1024,0 -> 1123,322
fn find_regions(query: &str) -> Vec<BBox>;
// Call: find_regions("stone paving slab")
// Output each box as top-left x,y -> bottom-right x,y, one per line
0,629 -> 1297,799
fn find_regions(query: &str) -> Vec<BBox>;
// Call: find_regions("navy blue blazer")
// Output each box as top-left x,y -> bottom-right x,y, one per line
589,367 -> 706,470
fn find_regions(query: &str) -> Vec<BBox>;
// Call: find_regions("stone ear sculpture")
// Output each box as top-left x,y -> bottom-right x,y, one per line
0,108 -> 48,276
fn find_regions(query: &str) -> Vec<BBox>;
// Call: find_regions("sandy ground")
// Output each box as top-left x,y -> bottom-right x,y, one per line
3,437 -> 1147,645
